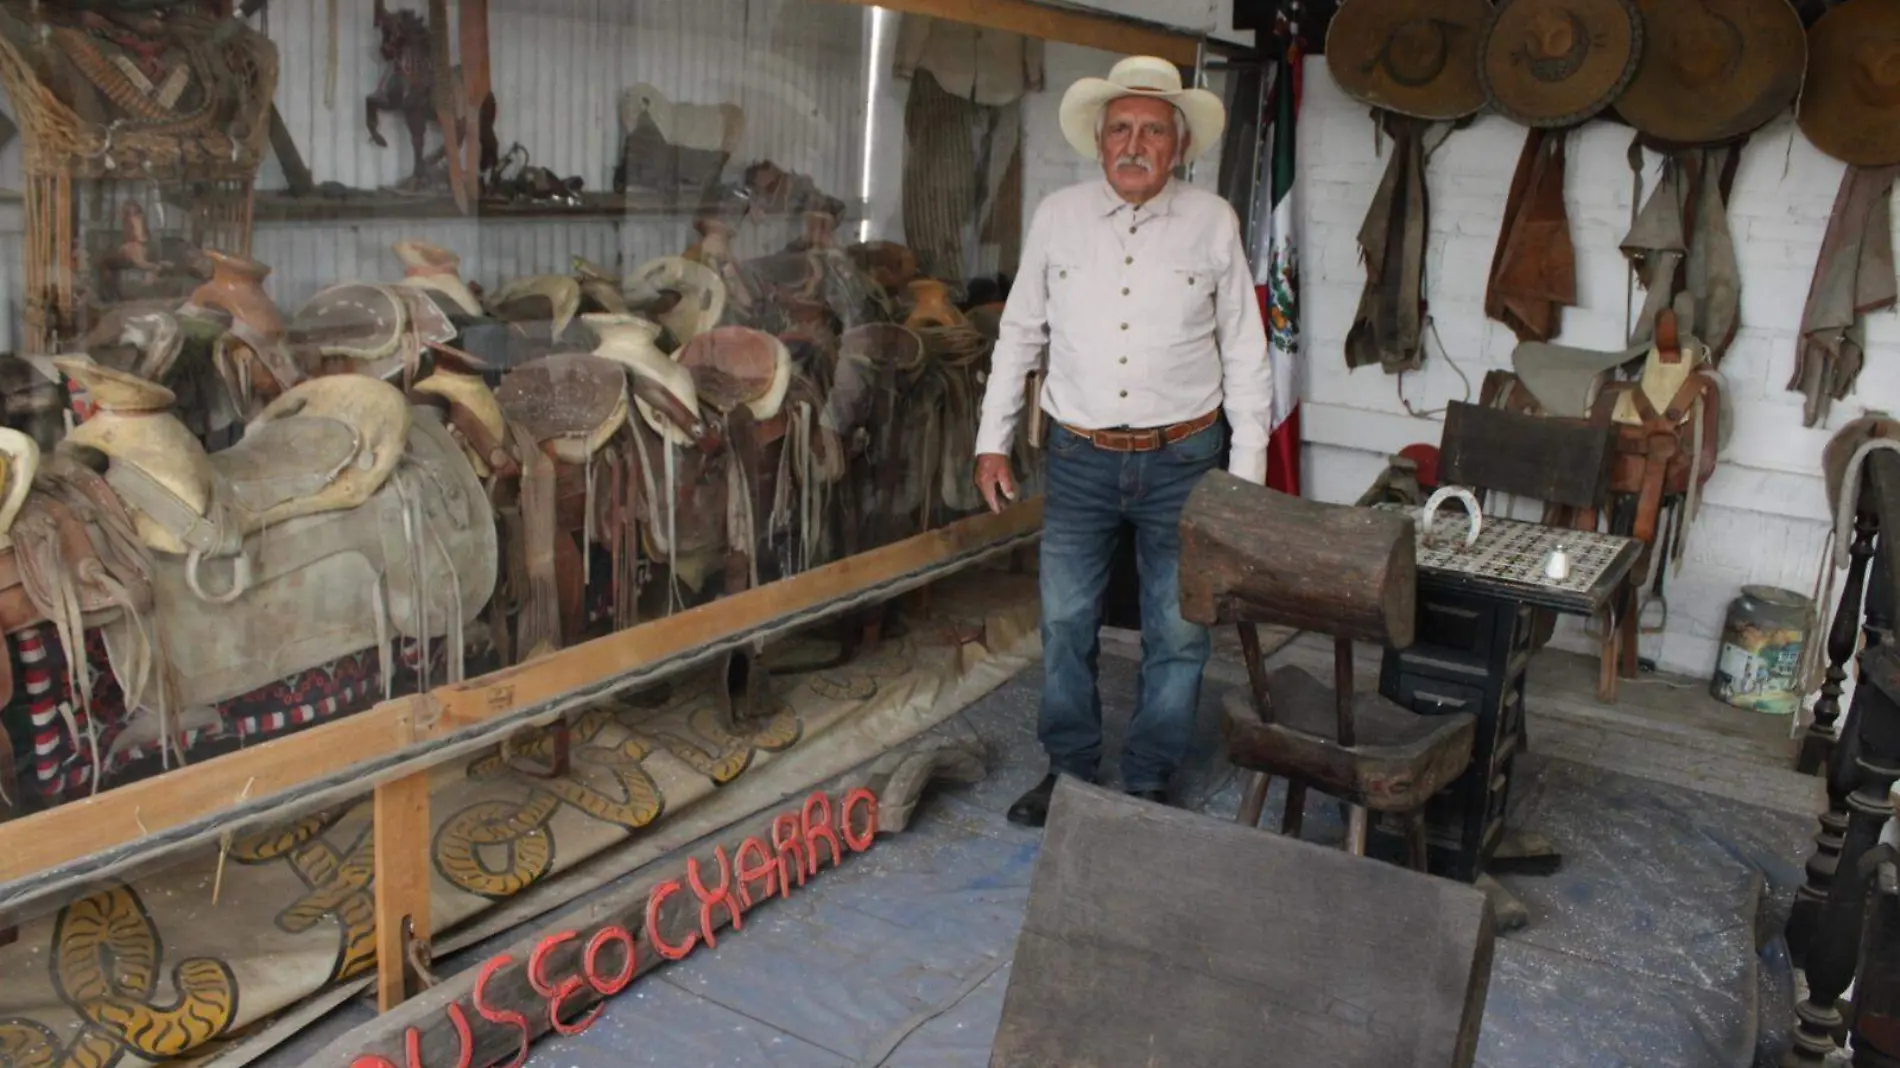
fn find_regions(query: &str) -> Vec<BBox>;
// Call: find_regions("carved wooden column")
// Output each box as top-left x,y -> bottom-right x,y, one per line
1851,837 -> 1900,1068
1801,507 -> 1877,774
1792,519 -> 1890,965
1785,635 -> 1900,1065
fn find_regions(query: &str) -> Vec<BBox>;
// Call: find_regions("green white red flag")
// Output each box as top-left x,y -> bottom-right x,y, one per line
1252,7 -> 1302,496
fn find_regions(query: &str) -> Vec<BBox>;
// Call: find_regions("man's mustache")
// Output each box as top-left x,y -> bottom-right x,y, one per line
1114,154 -> 1154,172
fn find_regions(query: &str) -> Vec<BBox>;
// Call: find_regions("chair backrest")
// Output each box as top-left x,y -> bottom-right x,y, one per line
1440,399 -> 1612,510
991,778 -> 1496,1068
1179,470 -> 1417,648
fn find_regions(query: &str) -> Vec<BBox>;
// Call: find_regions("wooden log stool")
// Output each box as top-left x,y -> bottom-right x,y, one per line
1179,471 -> 1478,865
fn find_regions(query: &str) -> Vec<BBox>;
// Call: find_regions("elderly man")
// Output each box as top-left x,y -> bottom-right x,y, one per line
973,56 -> 1273,828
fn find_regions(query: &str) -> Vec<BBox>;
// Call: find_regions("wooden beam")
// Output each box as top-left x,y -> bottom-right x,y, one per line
0,502 -> 1040,918
842,0 -> 1201,66
373,770 -> 433,1011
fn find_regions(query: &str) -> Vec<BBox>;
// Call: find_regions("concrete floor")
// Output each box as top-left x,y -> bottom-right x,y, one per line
506,629 -> 1819,1068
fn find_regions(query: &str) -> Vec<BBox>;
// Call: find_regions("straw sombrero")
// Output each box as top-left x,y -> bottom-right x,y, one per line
1479,0 -> 1643,127
1616,0 -> 1805,147
1798,0 -> 1900,166
1326,0 -> 1493,120
1058,56 -> 1226,163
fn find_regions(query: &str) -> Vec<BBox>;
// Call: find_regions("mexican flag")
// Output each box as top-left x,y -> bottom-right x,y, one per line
1253,7 -> 1303,497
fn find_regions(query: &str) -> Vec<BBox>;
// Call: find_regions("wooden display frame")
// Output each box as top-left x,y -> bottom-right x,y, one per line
842,0 -> 1211,65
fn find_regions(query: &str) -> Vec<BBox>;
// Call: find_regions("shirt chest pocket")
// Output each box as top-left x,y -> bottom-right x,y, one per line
1046,258 -> 1086,302
1159,260 -> 1218,333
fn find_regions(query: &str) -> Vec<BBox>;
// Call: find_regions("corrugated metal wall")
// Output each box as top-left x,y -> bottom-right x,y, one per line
250,0 -> 870,310
267,0 -> 868,196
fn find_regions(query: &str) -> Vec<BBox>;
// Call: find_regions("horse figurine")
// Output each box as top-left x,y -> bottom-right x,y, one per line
365,0 -> 438,191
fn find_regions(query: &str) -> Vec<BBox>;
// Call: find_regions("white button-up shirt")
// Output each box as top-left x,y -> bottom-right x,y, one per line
975,177 -> 1274,484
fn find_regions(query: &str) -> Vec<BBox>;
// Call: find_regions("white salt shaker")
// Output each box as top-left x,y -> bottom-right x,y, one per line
1544,543 -> 1571,581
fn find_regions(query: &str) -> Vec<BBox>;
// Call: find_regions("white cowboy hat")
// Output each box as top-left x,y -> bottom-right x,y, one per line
1059,55 -> 1226,164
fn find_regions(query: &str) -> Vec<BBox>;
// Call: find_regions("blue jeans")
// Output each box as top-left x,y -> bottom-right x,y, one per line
1038,420 -> 1224,793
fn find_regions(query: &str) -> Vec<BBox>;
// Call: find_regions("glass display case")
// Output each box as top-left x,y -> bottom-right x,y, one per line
0,2 -> 1241,1063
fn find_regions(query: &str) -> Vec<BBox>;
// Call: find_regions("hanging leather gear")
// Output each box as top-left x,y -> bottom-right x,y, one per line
1790,164 -> 1899,427
1344,112 -> 1433,374
1619,140 -> 1743,361
1328,0 -> 1489,374
1486,127 -> 1575,342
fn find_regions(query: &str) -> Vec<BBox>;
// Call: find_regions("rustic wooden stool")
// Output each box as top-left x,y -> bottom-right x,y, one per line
1179,471 -> 1477,865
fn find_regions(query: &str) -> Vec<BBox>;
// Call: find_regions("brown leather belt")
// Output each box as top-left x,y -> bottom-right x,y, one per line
1056,409 -> 1220,453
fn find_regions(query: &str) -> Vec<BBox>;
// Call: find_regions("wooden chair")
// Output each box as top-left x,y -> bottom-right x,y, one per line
1179,470 -> 1477,865
990,777 -> 1495,1068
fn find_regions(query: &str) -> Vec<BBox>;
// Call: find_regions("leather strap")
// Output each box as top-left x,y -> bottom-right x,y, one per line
1057,408 -> 1220,453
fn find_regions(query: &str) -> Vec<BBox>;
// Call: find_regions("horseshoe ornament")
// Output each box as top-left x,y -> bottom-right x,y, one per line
1421,485 -> 1484,550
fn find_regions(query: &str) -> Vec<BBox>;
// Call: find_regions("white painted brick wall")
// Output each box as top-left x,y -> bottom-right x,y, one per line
1297,57 -> 1897,679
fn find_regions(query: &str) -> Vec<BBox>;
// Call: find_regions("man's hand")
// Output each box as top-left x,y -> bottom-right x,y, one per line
974,453 -> 1019,514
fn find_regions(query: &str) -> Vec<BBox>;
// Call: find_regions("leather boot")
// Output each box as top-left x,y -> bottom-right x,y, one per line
1006,773 -> 1062,828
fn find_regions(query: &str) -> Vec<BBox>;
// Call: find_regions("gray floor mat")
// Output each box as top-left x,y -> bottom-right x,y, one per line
519,663 -> 1812,1067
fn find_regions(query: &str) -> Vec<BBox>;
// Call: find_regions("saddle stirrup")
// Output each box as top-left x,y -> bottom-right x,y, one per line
184,548 -> 254,605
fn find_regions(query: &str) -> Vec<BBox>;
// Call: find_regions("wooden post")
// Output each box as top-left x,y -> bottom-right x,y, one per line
1236,773 -> 1269,828
1787,453 -> 1900,1066
459,0 -> 491,203
1333,638 -> 1357,748
428,0 -> 468,213
1794,522 -> 1891,965
1799,508 -> 1874,775
373,770 -> 433,1012
266,106 -> 315,196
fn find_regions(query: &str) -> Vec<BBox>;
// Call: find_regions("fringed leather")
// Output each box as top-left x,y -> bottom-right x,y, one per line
1792,165 -> 1900,427
1487,127 -> 1576,342
510,422 -> 562,660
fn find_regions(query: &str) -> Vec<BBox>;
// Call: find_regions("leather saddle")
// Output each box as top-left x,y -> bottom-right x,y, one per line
1488,312 -> 1720,548
632,327 -> 796,599
393,240 -> 485,317
824,323 -> 923,449
1824,415 -> 1900,571
3,402 -> 492,752
626,255 -> 726,347
824,322 -> 932,551
491,353 -> 630,655
1509,338 -> 1647,418
55,357 -> 414,601
288,281 -> 457,382
846,241 -> 919,296
412,369 -> 514,479
485,274 -> 584,343
572,256 -> 631,317
126,410 -> 495,713
583,313 -> 718,453
494,352 -> 630,465
675,326 -> 791,431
